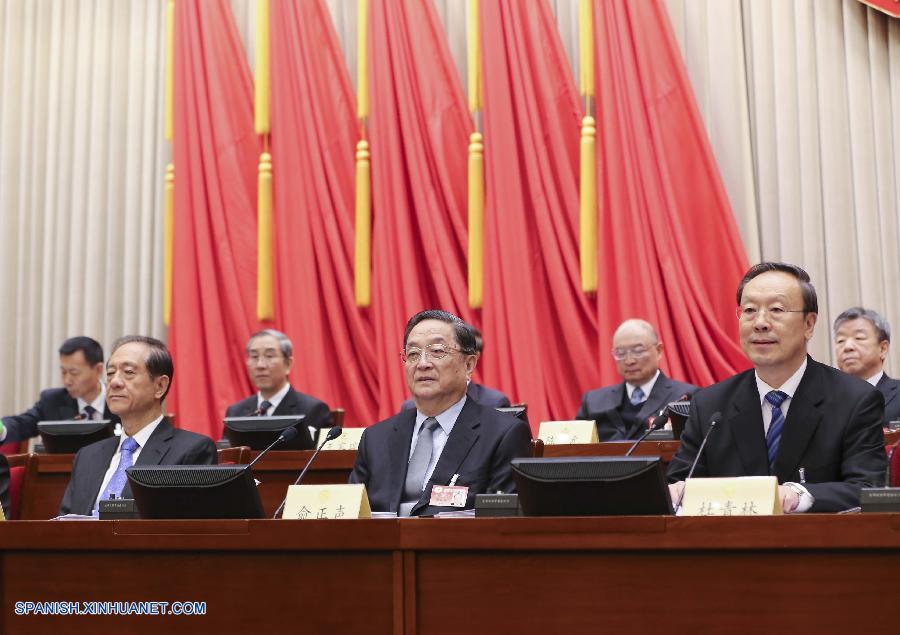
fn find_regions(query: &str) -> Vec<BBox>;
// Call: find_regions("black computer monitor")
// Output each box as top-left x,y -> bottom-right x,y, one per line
511,456 -> 673,516
222,415 -> 313,450
126,465 -> 264,519
37,420 -> 116,454
496,406 -> 529,425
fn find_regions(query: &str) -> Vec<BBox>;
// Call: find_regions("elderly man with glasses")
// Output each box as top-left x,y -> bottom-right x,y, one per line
576,319 -> 698,441
350,309 -> 532,517
668,262 -> 886,513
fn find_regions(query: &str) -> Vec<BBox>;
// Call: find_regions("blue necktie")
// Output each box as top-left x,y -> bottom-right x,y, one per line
765,390 -> 789,473
94,437 -> 140,514
630,387 -> 645,406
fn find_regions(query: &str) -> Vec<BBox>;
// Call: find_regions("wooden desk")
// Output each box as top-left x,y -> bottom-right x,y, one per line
2,515 -> 899,634
542,440 -> 680,462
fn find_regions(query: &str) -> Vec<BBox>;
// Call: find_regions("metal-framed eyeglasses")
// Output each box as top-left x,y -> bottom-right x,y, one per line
401,344 -> 463,365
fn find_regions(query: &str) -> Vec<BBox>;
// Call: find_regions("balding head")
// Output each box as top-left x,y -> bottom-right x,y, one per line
611,319 -> 663,386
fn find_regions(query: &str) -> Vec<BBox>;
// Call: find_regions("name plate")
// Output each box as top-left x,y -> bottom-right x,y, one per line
282,484 -> 371,519
681,476 -> 781,516
318,426 -> 365,451
537,420 -> 599,445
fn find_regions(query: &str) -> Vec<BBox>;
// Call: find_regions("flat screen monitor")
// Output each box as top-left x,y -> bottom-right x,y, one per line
126,465 -> 264,519
222,415 -> 313,451
511,456 -> 673,516
496,406 -> 528,425
38,420 -> 115,454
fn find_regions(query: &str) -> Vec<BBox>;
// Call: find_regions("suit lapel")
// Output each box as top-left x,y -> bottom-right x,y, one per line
122,418 -> 175,499
638,374 -> 671,422
878,375 -> 898,413
774,360 -> 822,481
83,437 -> 120,510
273,387 -> 298,415
728,372 -> 769,476
412,399 -> 480,515
388,411 -> 416,513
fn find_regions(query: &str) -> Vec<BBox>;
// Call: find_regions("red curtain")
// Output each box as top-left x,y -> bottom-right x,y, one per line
479,0 -> 600,428
368,0 -> 475,420
168,0 -> 260,439
268,0 -> 377,426
591,0 -> 750,386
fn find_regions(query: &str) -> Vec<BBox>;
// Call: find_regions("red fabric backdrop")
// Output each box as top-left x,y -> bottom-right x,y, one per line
169,0 -> 259,439
269,0 -> 378,426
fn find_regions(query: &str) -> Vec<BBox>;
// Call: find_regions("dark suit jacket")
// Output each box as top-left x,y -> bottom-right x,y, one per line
59,417 -> 217,516
668,357 -> 887,512
401,382 -> 511,411
876,374 -> 900,423
350,397 -> 532,516
0,454 -> 9,520
2,387 -> 121,442
576,372 -> 698,440
225,386 -> 331,429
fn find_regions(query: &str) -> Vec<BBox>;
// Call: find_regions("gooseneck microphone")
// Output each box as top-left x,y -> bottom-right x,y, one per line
246,425 -> 300,470
272,426 -> 344,519
685,411 -> 721,481
625,413 -> 670,457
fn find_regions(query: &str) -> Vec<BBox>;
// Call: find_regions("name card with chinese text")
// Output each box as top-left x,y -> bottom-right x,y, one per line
282,484 -> 371,520
537,420 -> 599,445
318,426 -> 365,451
681,476 -> 781,516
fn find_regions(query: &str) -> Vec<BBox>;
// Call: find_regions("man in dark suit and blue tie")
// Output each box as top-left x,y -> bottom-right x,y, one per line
0,336 -> 121,443
350,310 -> 532,516
59,336 -> 216,516
576,319 -> 698,440
833,307 -> 900,424
668,263 -> 886,513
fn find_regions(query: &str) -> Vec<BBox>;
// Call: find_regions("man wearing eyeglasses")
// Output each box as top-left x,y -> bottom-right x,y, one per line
350,310 -> 532,516
225,329 -> 331,430
576,319 -> 698,441
668,262 -> 886,513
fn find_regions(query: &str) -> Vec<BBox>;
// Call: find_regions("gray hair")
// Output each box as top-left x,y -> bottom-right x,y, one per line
247,329 -> 294,358
833,307 -> 891,343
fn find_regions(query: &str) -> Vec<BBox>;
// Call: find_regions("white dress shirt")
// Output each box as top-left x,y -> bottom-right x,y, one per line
411,394 -> 467,488
93,415 -> 163,512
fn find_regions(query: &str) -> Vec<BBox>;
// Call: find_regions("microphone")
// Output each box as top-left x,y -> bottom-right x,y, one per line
685,411 -> 721,481
273,426 -> 343,519
246,425 -> 299,470
625,413 -> 669,457
884,438 -> 900,488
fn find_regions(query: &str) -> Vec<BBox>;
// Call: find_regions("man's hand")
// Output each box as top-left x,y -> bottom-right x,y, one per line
668,481 -> 685,507
778,484 -> 800,513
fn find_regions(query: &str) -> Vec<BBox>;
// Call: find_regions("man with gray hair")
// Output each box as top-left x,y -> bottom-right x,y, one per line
225,329 -> 332,429
834,307 -> 900,423
576,319 -> 698,440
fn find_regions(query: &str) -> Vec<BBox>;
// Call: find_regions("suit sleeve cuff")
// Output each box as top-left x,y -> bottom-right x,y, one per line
785,482 -> 814,513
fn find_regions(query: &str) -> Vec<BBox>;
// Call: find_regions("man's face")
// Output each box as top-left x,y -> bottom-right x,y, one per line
835,317 -> 888,380
105,342 -> 168,417
612,324 -> 662,386
246,335 -> 292,394
59,350 -> 103,401
739,271 -> 816,375
404,319 -> 476,411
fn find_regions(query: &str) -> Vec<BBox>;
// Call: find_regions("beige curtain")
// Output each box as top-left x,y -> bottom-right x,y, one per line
1,0 -> 898,416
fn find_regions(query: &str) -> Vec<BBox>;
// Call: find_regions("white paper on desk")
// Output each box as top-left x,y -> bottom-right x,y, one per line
370,511 -> 398,519
434,509 -> 476,518
51,514 -> 98,521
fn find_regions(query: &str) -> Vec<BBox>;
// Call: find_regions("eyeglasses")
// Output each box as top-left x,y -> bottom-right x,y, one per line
247,352 -> 284,366
611,346 -> 653,361
401,344 -> 461,365
736,306 -> 805,322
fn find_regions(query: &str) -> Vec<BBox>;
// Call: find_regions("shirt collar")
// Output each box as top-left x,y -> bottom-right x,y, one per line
755,357 -> 808,403
626,370 -> 660,399
77,383 -> 107,416
118,414 -> 164,451
415,393 -> 467,436
866,370 -> 884,387
259,382 -> 291,410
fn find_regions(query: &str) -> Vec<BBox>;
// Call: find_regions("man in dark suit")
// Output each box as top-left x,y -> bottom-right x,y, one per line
669,263 -> 887,513
576,319 -> 698,440
1,337 -> 120,443
833,306 -> 900,423
225,329 -> 331,430
60,336 -> 216,516
400,324 -> 510,411
350,310 -> 532,516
